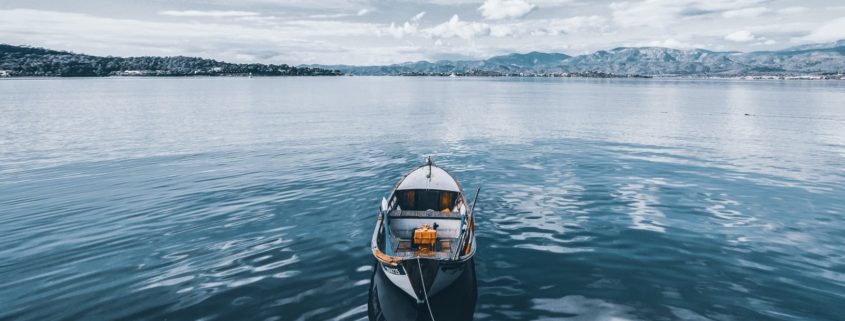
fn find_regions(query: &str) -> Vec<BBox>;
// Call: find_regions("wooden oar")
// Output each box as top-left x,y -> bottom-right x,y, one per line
453,186 -> 480,260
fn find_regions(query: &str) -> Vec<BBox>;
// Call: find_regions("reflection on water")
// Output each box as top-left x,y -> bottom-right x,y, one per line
369,260 -> 477,321
1,77 -> 844,320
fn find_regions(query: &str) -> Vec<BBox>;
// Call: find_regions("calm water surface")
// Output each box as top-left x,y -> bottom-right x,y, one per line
1,77 -> 844,321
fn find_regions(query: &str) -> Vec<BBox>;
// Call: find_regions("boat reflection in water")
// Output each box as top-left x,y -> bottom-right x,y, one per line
368,259 -> 477,321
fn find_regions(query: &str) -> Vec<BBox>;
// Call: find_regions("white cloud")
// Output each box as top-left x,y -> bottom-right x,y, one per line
609,0 -> 767,27
0,9 -> 385,64
725,30 -> 759,42
425,15 -> 491,39
411,11 -> 427,22
1,1 -> 839,65
426,0 -> 571,7
419,14 -> 609,40
423,0 -> 484,5
609,1 -> 671,27
718,6 -> 806,19
382,22 -> 417,38
159,10 -> 260,17
543,15 -> 609,35
530,0 -> 577,7
721,7 -> 768,18
503,16 -> 610,36
793,16 -> 845,43
743,22 -> 816,35
380,11 -> 425,39
634,38 -> 702,49
308,13 -> 352,19
777,7 -> 807,15
478,0 -> 537,20
213,0 -> 363,10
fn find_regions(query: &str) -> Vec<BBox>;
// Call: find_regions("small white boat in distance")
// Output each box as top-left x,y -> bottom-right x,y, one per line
371,158 -> 477,303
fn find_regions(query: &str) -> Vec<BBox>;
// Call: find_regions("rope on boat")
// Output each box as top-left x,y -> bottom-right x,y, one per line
417,258 -> 436,321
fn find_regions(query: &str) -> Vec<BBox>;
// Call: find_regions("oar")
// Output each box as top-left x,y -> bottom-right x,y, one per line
454,186 -> 480,260
470,186 -> 481,216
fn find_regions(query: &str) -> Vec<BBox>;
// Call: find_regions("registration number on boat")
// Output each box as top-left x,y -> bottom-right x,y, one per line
383,265 -> 404,275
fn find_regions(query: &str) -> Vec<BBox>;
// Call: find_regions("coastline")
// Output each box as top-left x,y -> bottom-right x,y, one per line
2,74 -> 843,80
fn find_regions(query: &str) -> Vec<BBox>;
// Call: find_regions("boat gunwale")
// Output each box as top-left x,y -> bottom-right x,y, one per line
372,163 -> 477,266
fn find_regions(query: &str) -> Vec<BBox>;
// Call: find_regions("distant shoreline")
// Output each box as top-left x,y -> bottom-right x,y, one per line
2,74 -> 843,80
4,43 -> 845,80
0,44 -> 342,77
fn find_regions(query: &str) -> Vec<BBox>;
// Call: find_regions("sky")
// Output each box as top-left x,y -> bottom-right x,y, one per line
1,0 -> 845,65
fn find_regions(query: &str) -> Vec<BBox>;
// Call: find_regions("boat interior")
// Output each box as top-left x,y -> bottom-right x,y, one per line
384,189 -> 465,259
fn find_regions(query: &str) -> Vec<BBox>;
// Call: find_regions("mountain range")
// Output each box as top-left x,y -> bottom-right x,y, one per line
2,41 -> 844,77
308,40 -> 845,76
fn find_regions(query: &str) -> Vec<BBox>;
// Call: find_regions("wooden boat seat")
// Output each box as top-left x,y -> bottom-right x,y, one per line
388,210 -> 461,219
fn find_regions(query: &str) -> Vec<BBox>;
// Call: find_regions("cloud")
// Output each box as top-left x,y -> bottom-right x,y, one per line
725,30 -> 777,46
308,13 -> 352,19
530,0 -> 577,7
478,0 -> 537,20
721,7 -> 768,18
382,22 -> 417,38
635,37 -> 702,49
425,15 -> 491,39
609,0 -> 767,27
159,10 -> 260,17
380,11 -> 425,39
426,0 -> 570,7
777,7 -> 807,15
542,16 -> 609,35
411,11 -> 427,22
792,17 -> 845,43
503,16 -> 610,36
419,14 -> 609,41
423,0 -> 482,4
725,30 -> 760,42
212,0 -> 364,10
2,1 -> 837,65
0,9 -> 384,64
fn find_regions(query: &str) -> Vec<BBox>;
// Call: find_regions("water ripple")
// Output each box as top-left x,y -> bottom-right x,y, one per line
2,78 -> 844,321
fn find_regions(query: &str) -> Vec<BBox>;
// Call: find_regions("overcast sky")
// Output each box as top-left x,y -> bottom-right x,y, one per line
2,0 -> 844,65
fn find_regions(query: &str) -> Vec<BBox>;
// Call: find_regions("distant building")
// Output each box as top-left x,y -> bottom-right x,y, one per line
117,70 -> 145,76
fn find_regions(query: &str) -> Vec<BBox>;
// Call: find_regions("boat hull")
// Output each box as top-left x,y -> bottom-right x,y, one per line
369,259 -> 477,321
379,257 -> 471,302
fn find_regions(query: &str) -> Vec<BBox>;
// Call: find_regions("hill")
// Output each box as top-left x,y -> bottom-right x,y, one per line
4,42 -> 844,78
0,44 -> 342,77
307,41 -> 845,77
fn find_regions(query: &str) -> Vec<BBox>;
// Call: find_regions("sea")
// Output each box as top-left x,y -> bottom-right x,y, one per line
1,77 -> 844,321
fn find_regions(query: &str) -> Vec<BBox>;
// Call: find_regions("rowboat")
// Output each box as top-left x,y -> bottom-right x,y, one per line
370,158 -> 478,304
